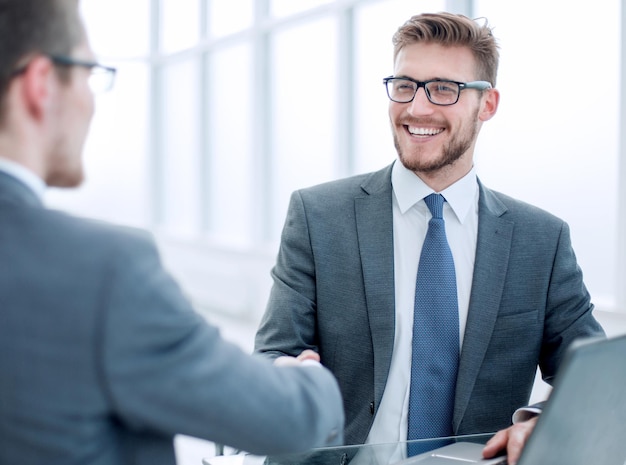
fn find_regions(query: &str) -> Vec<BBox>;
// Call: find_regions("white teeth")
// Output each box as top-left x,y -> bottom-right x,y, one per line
408,127 -> 444,136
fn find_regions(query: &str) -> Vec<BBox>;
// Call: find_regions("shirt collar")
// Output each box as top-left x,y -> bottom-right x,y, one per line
0,157 -> 46,200
391,160 -> 478,224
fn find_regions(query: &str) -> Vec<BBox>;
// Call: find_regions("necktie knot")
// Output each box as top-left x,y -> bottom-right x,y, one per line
424,193 -> 445,219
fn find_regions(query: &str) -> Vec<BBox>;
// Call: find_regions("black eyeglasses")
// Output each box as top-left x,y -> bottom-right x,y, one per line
383,76 -> 492,106
12,54 -> 117,94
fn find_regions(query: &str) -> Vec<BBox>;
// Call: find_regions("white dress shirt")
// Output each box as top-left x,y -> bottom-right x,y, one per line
355,161 -> 479,464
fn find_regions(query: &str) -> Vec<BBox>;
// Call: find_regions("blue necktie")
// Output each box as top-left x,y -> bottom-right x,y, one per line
407,193 -> 459,456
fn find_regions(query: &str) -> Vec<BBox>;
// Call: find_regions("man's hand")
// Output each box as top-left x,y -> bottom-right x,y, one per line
273,349 -> 321,367
482,417 -> 538,465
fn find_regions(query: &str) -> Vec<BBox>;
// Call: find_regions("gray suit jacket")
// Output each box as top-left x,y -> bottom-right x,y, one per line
0,171 -> 344,465
255,163 -> 604,445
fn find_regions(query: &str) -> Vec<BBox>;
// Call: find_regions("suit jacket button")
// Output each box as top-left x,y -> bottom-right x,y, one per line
370,401 -> 375,415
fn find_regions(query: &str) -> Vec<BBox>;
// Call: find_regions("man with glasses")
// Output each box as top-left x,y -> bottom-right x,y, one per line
0,1 -> 344,464
255,11 -> 604,465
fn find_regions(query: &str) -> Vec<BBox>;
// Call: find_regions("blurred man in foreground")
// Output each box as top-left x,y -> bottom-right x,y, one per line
0,1 -> 344,463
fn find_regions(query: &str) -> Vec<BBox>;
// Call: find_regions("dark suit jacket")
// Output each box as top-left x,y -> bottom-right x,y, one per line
255,162 -> 604,445
0,171 -> 344,465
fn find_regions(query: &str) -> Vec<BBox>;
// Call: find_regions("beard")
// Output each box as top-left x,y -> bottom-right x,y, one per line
394,109 -> 480,174
46,137 -> 86,188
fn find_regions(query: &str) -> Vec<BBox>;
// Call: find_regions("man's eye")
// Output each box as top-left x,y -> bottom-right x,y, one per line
433,83 -> 456,93
395,83 -> 414,91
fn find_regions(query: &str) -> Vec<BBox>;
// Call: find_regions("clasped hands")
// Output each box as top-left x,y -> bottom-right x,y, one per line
273,349 -> 321,367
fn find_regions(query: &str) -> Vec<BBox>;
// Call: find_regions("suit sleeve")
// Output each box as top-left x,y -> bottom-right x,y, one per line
96,233 -> 344,455
539,221 -> 605,382
255,190 -> 320,359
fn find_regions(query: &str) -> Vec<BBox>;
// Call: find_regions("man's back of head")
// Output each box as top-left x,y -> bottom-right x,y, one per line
0,0 -> 83,122
0,0 -> 94,187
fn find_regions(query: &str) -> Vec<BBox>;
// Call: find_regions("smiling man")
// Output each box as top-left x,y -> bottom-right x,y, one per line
255,11 -> 604,465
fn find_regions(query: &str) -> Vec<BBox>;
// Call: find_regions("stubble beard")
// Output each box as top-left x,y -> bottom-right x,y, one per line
46,136 -> 86,188
394,110 -> 480,174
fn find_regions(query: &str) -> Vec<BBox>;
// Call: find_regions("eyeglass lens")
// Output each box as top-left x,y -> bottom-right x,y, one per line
386,79 -> 460,105
88,67 -> 115,94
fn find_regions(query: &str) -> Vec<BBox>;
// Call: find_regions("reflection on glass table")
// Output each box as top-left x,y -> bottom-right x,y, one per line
203,433 -> 496,465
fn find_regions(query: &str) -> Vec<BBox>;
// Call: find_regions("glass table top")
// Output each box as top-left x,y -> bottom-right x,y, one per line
203,433 -> 497,465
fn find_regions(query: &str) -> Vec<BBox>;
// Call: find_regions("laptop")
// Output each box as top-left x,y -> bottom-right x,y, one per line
395,334 -> 626,465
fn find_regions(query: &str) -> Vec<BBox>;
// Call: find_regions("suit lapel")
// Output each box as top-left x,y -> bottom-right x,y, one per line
453,182 -> 514,431
355,164 -> 396,409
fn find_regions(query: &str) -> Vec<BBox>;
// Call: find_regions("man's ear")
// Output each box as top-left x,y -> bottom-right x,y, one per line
478,88 -> 500,122
19,56 -> 57,121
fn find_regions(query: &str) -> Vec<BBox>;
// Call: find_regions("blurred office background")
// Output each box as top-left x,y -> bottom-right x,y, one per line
47,0 -> 625,461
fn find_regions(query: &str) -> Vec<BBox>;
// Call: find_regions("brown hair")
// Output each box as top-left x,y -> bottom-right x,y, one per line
392,12 -> 499,86
0,0 -> 84,120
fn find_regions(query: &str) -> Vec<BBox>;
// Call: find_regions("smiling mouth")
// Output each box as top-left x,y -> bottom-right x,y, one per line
405,126 -> 444,136
406,126 -> 445,136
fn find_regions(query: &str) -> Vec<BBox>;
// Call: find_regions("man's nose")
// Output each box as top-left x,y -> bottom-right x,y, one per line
407,87 -> 435,116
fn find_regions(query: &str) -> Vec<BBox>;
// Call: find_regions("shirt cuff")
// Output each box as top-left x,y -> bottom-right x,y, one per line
512,406 -> 542,423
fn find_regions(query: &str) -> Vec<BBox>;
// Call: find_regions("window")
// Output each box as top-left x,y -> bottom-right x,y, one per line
48,0 -> 624,317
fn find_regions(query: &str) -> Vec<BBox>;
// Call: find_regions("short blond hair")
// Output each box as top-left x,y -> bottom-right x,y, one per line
392,12 -> 499,86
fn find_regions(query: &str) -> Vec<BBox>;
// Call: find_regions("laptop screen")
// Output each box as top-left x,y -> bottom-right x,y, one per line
517,335 -> 626,465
